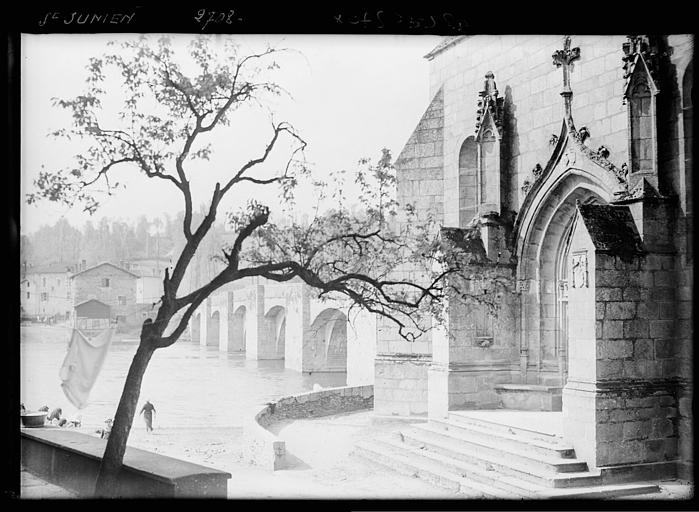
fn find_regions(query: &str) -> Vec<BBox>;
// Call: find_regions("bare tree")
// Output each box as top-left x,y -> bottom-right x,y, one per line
27,35 -> 507,497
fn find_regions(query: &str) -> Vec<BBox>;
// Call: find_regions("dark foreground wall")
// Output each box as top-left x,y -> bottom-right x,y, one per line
21,428 -> 230,498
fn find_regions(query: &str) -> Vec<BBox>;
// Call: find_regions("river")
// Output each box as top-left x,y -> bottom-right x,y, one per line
20,324 -> 346,431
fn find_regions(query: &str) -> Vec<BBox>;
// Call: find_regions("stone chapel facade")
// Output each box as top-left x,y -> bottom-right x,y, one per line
375,35 -> 693,478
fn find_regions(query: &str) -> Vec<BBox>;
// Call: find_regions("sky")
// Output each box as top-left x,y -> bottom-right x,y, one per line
20,33 -> 441,235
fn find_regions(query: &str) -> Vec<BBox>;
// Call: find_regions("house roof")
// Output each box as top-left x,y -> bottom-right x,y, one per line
424,36 -> 468,60
577,203 -> 645,259
24,262 -> 76,275
126,257 -> 171,263
74,298 -> 111,309
70,262 -> 139,279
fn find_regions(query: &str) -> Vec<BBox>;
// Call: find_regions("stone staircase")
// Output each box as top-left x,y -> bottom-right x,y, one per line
353,411 -> 660,499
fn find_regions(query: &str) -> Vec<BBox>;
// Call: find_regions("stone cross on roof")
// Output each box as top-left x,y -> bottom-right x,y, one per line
552,36 -> 581,96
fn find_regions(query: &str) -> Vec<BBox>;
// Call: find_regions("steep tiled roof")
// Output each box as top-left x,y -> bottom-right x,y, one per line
25,262 -> 76,274
424,36 -> 467,60
70,262 -> 139,279
435,226 -> 488,264
577,204 -> 645,259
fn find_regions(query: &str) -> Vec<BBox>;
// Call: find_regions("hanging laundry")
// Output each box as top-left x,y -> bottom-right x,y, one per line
59,327 -> 115,409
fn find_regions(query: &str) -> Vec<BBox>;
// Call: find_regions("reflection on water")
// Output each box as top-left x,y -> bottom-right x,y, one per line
20,325 -> 346,431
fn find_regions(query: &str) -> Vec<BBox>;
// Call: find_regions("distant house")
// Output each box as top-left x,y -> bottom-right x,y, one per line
121,257 -> 170,305
70,262 -> 145,329
21,262 -> 75,321
74,298 -> 111,332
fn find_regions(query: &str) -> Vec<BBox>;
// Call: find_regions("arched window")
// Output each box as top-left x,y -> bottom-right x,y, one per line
459,137 -> 478,226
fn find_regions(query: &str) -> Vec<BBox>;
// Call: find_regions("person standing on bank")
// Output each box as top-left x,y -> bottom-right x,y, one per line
139,400 -> 156,432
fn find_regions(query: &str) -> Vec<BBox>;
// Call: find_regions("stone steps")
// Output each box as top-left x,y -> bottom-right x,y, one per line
407,424 -> 589,476
353,438 -> 525,499
447,412 -> 567,445
352,415 -> 661,499
354,435 -> 659,499
430,417 -> 575,460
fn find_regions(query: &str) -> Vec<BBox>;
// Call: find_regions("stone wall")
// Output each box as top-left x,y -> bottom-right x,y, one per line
21,428 -> 230,498
244,385 -> 373,470
592,250 -> 681,468
374,354 -> 430,417
395,87 -> 444,220
425,35 -> 692,231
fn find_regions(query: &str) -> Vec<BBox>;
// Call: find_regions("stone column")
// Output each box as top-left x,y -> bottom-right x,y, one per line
198,299 -> 210,347
245,285 -> 265,360
283,284 -> 306,371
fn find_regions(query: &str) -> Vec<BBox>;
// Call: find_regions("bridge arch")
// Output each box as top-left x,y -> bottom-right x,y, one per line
305,308 -> 348,372
207,310 -> 220,347
190,312 -> 201,343
228,305 -> 247,352
263,305 -> 286,359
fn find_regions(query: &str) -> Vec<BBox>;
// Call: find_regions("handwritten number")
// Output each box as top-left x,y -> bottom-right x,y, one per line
375,10 -> 384,29
226,10 -> 235,24
195,9 -> 205,23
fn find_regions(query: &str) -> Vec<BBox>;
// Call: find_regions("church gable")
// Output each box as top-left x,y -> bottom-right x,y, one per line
395,87 -> 444,219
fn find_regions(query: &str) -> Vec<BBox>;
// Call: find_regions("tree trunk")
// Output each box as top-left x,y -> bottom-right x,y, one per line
93,339 -> 156,497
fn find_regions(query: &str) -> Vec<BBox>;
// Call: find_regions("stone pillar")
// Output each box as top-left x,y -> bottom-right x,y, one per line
347,309 -> 377,386
564,206 -> 680,475
427,317 -> 451,419
427,293 -> 518,418
198,299 -> 210,347
227,292 -> 246,353
245,285 -> 265,360
373,315 -> 431,417
283,284 -> 306,371
215,294 -> 229,353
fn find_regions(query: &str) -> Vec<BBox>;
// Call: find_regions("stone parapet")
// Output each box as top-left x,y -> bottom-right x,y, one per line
21,428 -> 230,498
243,385 -> 373,470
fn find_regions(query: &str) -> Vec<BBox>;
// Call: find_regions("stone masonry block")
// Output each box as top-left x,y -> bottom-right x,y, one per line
658,302 -> 676,320
622,287 -> 642,301
651,418 -> 676,438
624,319 -> 649,339
654,339 -> 678,359
597,359 -> 623,377
637,302 -> 659,320
653,271 -> 676,287
633,339 -> 654,359
597,422 -> 623,441
606,302 -> 637,320
597,287 -> 622,301
650,320 -> 675,339
602,320 -> 624,339
652,287 -> 676,302
622,420 -> 653,441
596,303 -> 605,320
598,339 -> 633,359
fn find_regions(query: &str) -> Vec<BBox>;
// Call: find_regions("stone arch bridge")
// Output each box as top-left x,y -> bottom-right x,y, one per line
188,278 -> 376,385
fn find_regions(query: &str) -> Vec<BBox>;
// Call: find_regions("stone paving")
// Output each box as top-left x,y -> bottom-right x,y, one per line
20,468 -> 77,499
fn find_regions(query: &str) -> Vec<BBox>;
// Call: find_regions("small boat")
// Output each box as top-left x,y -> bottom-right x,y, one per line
21,412 -> 47,428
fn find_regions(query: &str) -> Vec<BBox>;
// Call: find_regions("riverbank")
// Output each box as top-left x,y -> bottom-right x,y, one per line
21,409 -> 694,500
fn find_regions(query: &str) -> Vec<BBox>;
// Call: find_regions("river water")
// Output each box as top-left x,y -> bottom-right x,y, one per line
20,324 -> 346,431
